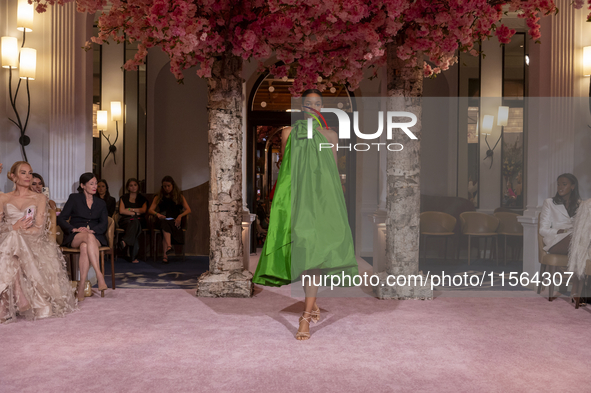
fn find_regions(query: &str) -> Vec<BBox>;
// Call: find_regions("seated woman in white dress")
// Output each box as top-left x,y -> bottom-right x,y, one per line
0,161 -> 77,324
539,173 -> 581,255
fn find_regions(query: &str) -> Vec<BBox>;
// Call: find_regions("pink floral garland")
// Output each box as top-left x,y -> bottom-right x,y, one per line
30,0 -> 588,95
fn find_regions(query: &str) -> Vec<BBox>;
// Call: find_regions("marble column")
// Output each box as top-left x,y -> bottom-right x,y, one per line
519,2 -> 581,277
46,5 -> 94,282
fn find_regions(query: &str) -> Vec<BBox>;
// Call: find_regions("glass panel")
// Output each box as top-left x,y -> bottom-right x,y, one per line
458,42 -> 480,208
503,34 -> 525,100
92,26 -> 102,177
501,33 -> 525,209
123,41 -> 148,192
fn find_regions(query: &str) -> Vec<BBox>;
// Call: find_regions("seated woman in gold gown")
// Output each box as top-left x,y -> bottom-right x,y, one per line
0,161 -> 77,324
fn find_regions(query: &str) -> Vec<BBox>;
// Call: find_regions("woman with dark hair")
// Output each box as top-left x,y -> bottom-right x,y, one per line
118,178 -> 147,263
540,173 -> 581,255
148,176 -> 191,263
30,173 -> 57,211
57,173 -> 109,301
0,161 -> 77,323
97,179 -> 117,217
252,89 -> 359,340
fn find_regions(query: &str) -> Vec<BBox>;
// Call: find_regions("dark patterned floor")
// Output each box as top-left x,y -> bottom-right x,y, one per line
104,255 -> 209,289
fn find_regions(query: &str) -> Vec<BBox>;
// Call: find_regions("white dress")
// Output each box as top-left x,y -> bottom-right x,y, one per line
0,193 -> 77,323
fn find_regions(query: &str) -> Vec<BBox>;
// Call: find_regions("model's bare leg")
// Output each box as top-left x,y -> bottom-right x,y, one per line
298,269 -> 321,340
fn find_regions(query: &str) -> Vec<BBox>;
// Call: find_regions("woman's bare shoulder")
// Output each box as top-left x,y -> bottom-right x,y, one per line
321,127 -> 338,143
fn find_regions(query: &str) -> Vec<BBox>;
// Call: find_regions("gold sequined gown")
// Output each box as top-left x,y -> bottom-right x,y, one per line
0,194 -> 77,323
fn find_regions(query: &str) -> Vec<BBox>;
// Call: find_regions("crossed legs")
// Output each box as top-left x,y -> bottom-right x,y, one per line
71,232 -> 107,300
162,231 -> 172,262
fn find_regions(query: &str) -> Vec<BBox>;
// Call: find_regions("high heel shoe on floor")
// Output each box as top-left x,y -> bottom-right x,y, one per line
98,284 -> 108,298
84,281 -> 94,297
296,312 -> 312,340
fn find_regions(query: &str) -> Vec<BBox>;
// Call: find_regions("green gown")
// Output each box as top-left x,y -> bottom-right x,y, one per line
253,119 -> 359,287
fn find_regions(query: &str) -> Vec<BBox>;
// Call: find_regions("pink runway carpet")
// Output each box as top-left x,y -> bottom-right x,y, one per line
1,287 -> 590,392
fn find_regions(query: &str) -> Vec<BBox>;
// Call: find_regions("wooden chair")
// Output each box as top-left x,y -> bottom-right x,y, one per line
60,217 -> 116,297
460,212 -> 499,265
494,212 -> 523,265
420,211 -> 456,262
420,195 -> 476,259
537,220 -> 568,301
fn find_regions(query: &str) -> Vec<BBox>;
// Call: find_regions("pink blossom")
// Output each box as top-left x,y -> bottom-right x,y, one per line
495,24 -> 516,44
32,0 -> 574,95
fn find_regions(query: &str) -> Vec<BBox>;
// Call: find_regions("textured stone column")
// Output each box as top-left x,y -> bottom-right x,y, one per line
375,42 -> 432,299
197,53 -> 253,297
48,4 -> 93,204
372,70 -> 388,275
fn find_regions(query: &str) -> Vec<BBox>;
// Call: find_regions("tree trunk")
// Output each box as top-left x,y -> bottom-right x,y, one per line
196,52 -> 253,297
374,42 -> 432,300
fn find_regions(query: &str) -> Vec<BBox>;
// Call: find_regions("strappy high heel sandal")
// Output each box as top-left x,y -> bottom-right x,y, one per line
311,305 -> 320,323
296,311 -> 312,340
0,315 -> 12,324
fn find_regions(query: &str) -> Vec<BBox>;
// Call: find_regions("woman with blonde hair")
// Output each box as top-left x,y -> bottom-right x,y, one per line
0,161 -> 76,323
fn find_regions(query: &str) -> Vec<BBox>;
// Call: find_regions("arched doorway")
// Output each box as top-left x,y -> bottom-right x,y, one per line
246,70 -> 357,251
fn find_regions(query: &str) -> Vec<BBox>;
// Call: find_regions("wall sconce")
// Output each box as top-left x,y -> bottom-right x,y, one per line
2,37 -> 18,67
482,113 -> 503,169
19,48 -> 36,79
98,101 -> 122,166
17,0 -> 34,35
583,46 -> 591,116
1,0 -> 36,162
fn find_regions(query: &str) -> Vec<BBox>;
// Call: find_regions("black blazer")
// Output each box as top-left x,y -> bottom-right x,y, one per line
102,195 -> 117,217
58,193 -> 109,247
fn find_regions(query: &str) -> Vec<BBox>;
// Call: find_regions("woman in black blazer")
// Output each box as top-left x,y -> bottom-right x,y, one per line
57,173 -> 109,301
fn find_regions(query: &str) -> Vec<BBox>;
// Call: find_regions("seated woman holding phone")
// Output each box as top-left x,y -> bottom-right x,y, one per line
148,176 -> 191,263
57,173 -> 109,301
0,161 -> 77,324
31,173 -> 57,211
